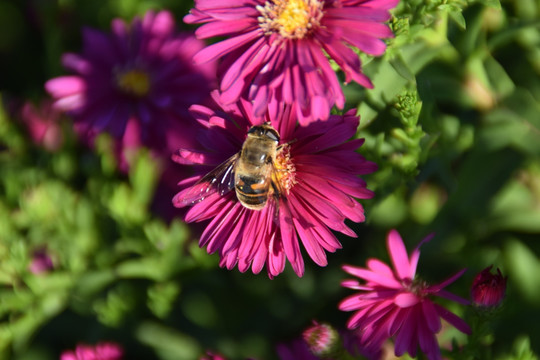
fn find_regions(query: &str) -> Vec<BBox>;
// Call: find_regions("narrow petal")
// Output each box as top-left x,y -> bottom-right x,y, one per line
193,29 -> 260,64
342,265 -> 402,289
422,300 -> 442,333
387,230 -> 412,280
434,304 -> 471,334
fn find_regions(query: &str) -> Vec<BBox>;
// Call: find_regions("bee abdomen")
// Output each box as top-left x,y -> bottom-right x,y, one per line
235,174 -> 269,210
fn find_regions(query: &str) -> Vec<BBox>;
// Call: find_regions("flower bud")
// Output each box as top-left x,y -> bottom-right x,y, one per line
471,266 -> 507,307
302,321 -> 340,358
28,249 -> 54,274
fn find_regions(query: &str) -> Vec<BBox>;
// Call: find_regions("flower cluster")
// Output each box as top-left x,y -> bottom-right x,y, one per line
42,2 -> 476,359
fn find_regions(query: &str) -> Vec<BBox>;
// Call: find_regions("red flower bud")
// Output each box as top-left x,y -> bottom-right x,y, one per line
471,266 -> 507,307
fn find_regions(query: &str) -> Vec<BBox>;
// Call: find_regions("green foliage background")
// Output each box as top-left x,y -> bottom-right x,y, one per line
0,0 -> 539,359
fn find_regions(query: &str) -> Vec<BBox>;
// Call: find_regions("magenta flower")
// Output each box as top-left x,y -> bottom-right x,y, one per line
471,265 -> 507,307
185,0 -> 397,126
339,230 -> 471,360
60,342 -> 123,360
172,93 -> 376,278
45,10 -> 215,152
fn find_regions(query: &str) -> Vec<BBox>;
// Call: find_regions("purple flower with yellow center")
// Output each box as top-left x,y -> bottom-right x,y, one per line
185,0 -> 398,126
172,93 -> 376,278
45,10 -> 215,150
339,230 -> 471,360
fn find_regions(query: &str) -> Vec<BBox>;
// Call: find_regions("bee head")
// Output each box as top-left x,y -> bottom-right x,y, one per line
247,123 -> 280,142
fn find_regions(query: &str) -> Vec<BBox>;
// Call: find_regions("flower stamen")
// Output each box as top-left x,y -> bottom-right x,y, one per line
274,144 -> 296,194
116,69 -> 151,97
257,0 -> 324,39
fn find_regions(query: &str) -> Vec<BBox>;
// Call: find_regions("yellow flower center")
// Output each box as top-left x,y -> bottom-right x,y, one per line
257,0 -> 324,39
116,69 -> 151,97
273,145 -> 297,194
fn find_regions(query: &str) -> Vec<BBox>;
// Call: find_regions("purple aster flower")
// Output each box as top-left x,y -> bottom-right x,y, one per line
60,342 -> 123,360
172,93 -> 376,278
184,0 -> 398,126
339,230 -> 471,360
45,10 -> 216,152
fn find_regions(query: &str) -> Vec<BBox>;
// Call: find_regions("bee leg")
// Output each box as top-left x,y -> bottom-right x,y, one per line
277,138 -> 297,151
271,181 -> 281,223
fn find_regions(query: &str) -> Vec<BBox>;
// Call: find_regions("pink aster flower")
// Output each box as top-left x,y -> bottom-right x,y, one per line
339,230 -> 471,360
185,0 -> 398,125
45,10 -> 216,152
60,342 -> 123,360
172,93 -> 376,278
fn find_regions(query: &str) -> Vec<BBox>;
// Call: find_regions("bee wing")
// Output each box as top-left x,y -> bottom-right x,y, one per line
175,153 -> 238,207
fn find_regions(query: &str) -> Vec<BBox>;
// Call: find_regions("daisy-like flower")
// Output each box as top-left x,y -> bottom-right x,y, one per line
172,93 -> 376,278
339,230 -> 471,360
45,10 -> 215,152
185,0 -> 398,126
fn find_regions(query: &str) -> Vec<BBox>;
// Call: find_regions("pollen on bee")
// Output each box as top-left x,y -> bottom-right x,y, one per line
274,145 -> 296,194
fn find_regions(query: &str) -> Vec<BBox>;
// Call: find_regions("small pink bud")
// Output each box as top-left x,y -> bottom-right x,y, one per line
28,249 -> 54,274
302,321 -> 340,357
471,266 -> 507,307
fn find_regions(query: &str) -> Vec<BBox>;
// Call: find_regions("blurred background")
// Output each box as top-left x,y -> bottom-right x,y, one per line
0,0 -> 539,359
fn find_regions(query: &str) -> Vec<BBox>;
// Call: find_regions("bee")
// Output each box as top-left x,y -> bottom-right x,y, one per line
177,122 -> 284,210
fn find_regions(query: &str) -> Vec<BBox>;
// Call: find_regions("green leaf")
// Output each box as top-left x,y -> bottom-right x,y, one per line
504,239 -> 540,304
147,282 -> 181,319
389,55 -> 416,82
136,322 -> 202,360
448,10 -> 467,30
482,0 -> 501,9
